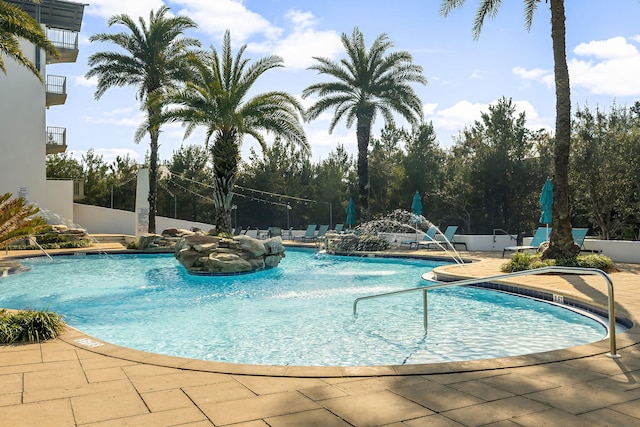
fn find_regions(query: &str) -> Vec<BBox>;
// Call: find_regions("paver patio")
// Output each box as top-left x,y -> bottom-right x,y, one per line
1,243 -> 639,426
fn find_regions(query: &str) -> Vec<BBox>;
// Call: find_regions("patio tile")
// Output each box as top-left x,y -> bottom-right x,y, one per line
70,384 -> 148,424
580,407 -> 640,426
0,399 -> 75,426
390,378 -> 485,412
0,393 -> 22,407
477,372 -> 560,395
232,375 -> 328,395
265,408 -> 352,427
198,391 -> 319,425
84,366 -> 129,383
81,407 -> 208,427
79,355 -> 139,371
23,362 -> 87,392
511,407 -> 588,426
525,380 -> 640,414
0,373 -> 22,395
321,390 -> 433,426
141,388 -> 194,412
449,379 -> 515,401
395,414 -> 466,426
443,396 -> 549,426
23,378 -> 136,404
183,380 -> 255,405
333,375 -> 426,395
127,370 -> 230,393
609,397 -> 640,418
298,384 -> 349,401
0,348 -> 42,366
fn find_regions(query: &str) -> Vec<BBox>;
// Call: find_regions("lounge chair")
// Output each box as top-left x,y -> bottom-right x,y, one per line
316,224 -> 330,240
502,227 -> 550,258
334,223 -> 344,233
400,226 -> 437,249
294,224 -> 317,241
572,228 -> 594,252
233,226 -> 242,236
269,227 -> 282,238
422,225 -> 467,250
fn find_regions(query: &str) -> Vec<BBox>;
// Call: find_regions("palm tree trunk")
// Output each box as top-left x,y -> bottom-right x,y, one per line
211,129 -> 240,234
147,130 -> 159,234
356,121 -> 371,221
542,0 -> 579,259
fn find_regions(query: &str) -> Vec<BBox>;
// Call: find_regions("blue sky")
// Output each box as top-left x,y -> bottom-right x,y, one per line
46,0 -> 640,165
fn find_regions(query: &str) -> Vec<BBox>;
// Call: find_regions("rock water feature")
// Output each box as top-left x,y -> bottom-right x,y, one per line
174,234 -> 285,275
325,209 -> 465,265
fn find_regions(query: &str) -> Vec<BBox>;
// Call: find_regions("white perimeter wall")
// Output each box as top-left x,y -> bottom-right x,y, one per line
73,204 -> 216,235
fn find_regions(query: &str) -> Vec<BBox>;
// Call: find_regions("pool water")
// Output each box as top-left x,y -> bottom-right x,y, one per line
0,249 -> 607,366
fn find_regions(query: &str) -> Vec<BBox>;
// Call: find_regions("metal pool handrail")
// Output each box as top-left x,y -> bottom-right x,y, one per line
353,266 -> 619,358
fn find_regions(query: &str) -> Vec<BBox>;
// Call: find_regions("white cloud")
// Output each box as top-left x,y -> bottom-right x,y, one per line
425,99 -> 552,145
512,66 -> 554,88
84,0 -> 166,19
74,75 -> 98,87
173,0 -> 282,43
470,69 -> 485,79
248,10 -> 342,70
513,36 -> 640,97
569,37 -> 640,96
425,100 -> 488,132
573,36 -> 639,59
84,107 -> 144,127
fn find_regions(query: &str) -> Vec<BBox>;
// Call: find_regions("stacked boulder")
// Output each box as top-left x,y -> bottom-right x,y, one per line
174,234 -> 285,275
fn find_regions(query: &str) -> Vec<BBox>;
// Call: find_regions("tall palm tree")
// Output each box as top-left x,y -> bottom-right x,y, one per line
158,30 -> 309,233
0,0 -> 58,81
441,0 -> 576,259
85,6 -> 200,233
302,27 -> 427,220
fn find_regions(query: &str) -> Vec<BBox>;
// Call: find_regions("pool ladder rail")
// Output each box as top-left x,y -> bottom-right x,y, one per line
353,266 -> 620,359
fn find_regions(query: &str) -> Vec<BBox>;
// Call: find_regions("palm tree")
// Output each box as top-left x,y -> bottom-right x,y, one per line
158,30 -> 309,233
302,27 -> 427,220
85,6 -> 200,233
0,193 -> 47,247
441,0 -> 576,259
0,0 -> 58,81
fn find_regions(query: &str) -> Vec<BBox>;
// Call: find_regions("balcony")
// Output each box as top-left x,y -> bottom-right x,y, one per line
46,126 -> 66,154
46,28 -> 79,63
46,74 -> 67,106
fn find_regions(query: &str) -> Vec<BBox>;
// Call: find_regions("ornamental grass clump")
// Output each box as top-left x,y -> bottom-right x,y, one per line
0,308 -> 65,344
502,252 -> 615,273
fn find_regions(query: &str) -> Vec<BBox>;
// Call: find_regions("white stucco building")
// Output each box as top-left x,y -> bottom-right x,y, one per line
0,0 -> 85,225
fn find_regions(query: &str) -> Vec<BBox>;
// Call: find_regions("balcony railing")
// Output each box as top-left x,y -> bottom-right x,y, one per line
46,29 -> 79,63
46,126 -> 67,154
45,74 -> 67,106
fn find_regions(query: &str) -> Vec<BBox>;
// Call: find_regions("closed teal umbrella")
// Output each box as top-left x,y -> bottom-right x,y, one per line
346,198 -> 356,228
539,178 -> 553,239
411,191 -> 422,216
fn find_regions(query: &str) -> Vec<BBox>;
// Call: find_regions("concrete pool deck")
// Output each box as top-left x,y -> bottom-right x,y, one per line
1,243 -> 640,426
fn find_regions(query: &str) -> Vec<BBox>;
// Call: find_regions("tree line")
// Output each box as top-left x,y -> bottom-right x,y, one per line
47,99 -> 640,240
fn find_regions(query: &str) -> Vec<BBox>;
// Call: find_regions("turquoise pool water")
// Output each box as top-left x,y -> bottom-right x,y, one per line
0,249 -> 607,366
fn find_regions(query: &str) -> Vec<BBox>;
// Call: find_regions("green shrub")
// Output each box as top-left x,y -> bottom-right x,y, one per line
8,238 -> 92,250
502,252 -> 615,273
0,308 -> 65,344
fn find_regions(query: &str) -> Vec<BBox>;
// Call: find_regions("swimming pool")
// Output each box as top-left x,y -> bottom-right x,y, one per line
0,249 -> 607,366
